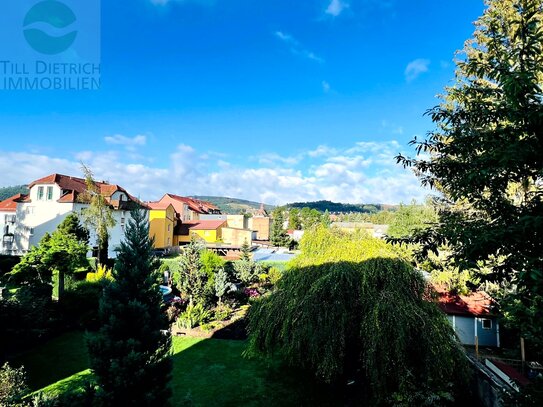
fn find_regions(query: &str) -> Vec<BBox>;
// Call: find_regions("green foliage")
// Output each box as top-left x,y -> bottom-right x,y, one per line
233,260 -> 263,285
57,213 -> 90,245
247,227 -> 468,404
79,165 -> 116,266
213,303 -> 233,321
288,208 -> 302,230
9,228 -> 88,301
177,303 -> 211,329
177,240 -> 212,305
291,225 -> 403,268
247,258 -> 467,404
270,208 -> 289,247
267,267 -> 282,285
239,240 -> 252,262
87,209 -> 172,405
214,268 -> 234,303
0,362 -> 28,406
200,250 -> 225,275
395,0 -> 543,355
0,255 -> 21,277
387,200 -> 438,238
287,200 -> 388,214
86,264 -> 114,283
0,185 -> 28,201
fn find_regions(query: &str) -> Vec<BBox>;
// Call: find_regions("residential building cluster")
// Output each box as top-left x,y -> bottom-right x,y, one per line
0,173 -> 271,257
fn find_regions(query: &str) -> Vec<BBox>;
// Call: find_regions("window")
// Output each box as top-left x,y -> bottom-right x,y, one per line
37,186 -> 44,200
481,319 -> 492,330
4,214 -> 16,223
121,217 -> 126,232
168,224 -> 171,232
29,227 -> 34,236
26,206 -> 35,215
167,237 -> 171,245
46,186 -> 53,201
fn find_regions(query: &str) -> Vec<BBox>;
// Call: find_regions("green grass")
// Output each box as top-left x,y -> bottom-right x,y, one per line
15,332 -> 340,407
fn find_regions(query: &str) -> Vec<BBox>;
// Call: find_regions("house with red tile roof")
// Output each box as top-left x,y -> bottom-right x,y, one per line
156,193 -> 221,222
434,285 -> 500,347
0,193 -> 27,254
0,173 -> 147,257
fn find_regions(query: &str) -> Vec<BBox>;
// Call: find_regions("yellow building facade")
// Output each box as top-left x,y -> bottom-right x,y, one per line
149,203 -> 176,249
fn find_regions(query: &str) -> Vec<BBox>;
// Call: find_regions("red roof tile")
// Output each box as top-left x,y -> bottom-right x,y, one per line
188,220 -> 226,230
148,202 -> 172,210
159,194 -> 221,215
28,173 -> 146,208
434,286 -> 495,317
0,193 -> 27,212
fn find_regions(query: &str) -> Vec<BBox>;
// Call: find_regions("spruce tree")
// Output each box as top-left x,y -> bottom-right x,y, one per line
87,209 -> 172,406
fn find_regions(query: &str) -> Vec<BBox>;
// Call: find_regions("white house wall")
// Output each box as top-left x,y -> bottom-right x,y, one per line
15,184 -> 74,253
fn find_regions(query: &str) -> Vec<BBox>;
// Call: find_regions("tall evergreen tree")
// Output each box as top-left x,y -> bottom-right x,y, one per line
87,209 -> 172,406
396,0 -> 543,356
270,208 -> 289,247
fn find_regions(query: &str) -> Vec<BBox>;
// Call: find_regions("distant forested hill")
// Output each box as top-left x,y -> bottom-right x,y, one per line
286,200 -> 397,213
0,185 -> 28,201
192,196 -> 275,215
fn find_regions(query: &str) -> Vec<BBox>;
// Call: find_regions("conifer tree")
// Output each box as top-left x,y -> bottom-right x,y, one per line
87,209 -> 172,406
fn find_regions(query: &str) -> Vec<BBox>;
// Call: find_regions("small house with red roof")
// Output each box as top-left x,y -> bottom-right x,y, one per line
435,286 -> 500,347
0,173 -> 147,257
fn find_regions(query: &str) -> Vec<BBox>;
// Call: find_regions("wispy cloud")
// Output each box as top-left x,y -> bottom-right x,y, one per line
274,31 -> 324,63
104,134 -> 147,150
404,58 -> 430,82
325,0 -> 349,17
322,80 -> 331,93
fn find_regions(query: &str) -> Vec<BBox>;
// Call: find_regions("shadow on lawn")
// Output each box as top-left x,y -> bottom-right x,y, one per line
170,337 -> 362,407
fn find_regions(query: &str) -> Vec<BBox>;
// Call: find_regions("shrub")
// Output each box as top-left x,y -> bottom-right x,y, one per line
267,267 -> 282,285
0,362 -> 28,406
233,260 -> 263,285
85,264 -> 113,283
213,303 -> 233,321
177,303 -> 211,329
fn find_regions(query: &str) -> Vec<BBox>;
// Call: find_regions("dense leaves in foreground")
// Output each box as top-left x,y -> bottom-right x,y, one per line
87,209 -> 172,406
395,0 -> 543,351
247,227 -> 468,405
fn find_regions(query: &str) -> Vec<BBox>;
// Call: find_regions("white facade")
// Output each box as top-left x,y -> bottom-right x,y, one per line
8,182 -> 145,258
0,210 -> 17,254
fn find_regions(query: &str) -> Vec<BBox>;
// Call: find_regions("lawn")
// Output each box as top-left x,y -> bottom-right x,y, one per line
13,332 -> 340,407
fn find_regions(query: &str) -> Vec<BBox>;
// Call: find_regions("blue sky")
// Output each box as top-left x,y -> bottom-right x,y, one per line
0,0 -> 484,204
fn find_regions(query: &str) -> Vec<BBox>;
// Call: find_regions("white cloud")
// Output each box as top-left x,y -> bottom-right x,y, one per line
274,31 -> 324,63
0,138 -> 428,205
322,80 -> 331,93
325,0 -> 349,17
405,58 -> 430,81
104,134 -> 147,150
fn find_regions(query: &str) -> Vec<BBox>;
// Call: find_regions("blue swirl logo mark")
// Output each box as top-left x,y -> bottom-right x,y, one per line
23,0 -> 78,55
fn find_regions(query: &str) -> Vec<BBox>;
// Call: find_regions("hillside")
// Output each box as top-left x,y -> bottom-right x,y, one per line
191,196 -> 275,215
286,200 -> 398,214
0,185 -> 28,201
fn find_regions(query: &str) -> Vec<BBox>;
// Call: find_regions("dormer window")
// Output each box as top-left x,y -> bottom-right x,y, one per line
46,186 -> 53,201
37,186 -> 44,200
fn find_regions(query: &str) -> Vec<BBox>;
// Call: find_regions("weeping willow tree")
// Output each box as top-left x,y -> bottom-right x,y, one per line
247,227 -> 468,405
